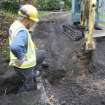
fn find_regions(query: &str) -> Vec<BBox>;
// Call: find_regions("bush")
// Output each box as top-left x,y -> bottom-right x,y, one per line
1,1 -> 19,13
64,0 -> 72,10
0,0 -> 71,12
47,0 -> 61,10
36,0 -> 57,11
36,0 -> 71,11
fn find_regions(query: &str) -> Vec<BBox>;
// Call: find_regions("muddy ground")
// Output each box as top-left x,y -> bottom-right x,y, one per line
0,11 -> 105,105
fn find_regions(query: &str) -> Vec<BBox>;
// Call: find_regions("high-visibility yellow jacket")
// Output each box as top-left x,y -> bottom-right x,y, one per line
9,20 -> 36,69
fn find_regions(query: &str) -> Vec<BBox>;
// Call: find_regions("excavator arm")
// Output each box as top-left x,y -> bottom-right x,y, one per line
80,0 -> 97,50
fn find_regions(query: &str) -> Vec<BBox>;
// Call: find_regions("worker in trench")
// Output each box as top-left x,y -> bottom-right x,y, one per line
9,4 -> 46,92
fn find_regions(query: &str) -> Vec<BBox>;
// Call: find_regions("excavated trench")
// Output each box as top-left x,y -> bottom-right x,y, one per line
0,12 -> 105,105
33,13 -> 105,105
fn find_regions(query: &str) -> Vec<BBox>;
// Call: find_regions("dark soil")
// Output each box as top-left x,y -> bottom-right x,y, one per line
0,11 -> 105,105
34,12 -> 105,105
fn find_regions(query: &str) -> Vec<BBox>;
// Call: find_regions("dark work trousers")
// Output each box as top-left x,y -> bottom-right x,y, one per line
15,49 -> 46,92
36,49 -> 46,67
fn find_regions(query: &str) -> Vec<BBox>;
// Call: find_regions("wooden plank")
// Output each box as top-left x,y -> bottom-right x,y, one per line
93,31 -> 105,38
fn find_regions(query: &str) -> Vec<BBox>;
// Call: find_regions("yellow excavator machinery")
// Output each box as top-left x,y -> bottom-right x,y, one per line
71,0 -> 105,51
80,0 -> 96,50
64,0 -> 105,78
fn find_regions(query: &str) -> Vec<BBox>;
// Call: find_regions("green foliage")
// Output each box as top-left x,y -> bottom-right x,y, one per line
47,0 -> 61,10
37,0 -> 59,10
64,0 -> 72,10
1,1 -> 19,13
0,0 -> 71,11
0,11 -> 15,52
36,0 -> 71,11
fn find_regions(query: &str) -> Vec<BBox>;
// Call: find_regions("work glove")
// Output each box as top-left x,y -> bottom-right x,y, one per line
14,57 -> 26,67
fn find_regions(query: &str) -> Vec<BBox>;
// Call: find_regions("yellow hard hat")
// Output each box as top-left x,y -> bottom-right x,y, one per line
18,4 -> 39,22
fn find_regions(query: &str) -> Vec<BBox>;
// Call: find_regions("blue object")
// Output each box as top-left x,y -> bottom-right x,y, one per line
10,30 -> 28,60
72,0 -> 81,23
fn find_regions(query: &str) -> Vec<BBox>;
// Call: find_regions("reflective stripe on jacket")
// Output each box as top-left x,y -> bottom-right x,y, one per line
9,20 -> 36,69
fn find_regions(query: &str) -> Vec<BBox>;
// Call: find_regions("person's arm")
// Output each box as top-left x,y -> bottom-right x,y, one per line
10,30 -> 28,60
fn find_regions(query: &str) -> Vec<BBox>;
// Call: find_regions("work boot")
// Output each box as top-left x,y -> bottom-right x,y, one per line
41,61 -> 49,68
34,70 -> 40,77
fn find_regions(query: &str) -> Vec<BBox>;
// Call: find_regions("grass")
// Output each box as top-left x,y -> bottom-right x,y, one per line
0,9 -> 16,16
39,11 -> 49,18
99,13 -> 105,19
98,23 -> 105,26
98,13 -> 105,26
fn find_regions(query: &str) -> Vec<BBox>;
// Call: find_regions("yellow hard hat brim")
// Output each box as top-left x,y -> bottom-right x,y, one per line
29,17 -> 39,22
